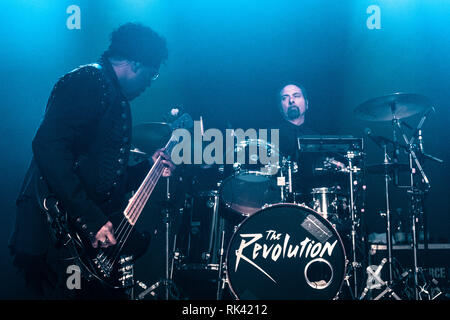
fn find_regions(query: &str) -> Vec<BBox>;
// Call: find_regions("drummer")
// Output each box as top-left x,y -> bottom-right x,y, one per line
276,82 -> 317,158
269,82 -> 319,197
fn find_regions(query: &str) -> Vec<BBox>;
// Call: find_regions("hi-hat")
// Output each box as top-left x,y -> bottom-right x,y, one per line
355,93 -> 431,122
132,122 -> 172,154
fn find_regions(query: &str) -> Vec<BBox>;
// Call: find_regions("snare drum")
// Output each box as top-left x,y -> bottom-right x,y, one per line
225,203 -> 347,300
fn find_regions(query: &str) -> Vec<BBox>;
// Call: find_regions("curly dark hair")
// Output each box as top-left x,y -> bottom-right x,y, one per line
104,22 -> 168,68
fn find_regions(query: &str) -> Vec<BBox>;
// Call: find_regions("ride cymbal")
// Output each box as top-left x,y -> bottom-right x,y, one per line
355,93 -> 431,122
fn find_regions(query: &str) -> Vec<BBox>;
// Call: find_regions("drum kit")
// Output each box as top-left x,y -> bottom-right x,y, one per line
131,93 -> 442,300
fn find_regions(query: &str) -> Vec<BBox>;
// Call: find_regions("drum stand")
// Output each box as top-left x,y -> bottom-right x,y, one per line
383,142 -> 396,289
136,177 -> 180,300
394,118 -> 442,300
279,158 -> 297,203
379,142 -> 401,299
344,151 -> 362,299
359,140 -> 402,300
216,228 -> 227,300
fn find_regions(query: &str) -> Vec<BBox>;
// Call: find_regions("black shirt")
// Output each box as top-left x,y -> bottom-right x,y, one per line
270,120 -> 348,199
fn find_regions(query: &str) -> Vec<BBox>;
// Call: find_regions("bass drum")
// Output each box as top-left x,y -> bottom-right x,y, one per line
225,203 -> 347,300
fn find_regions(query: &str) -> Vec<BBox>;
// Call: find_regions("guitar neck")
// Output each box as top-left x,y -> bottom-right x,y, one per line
123,137 -> 177,225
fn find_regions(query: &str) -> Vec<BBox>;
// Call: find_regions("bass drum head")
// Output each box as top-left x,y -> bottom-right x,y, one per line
225,203 -> 347,300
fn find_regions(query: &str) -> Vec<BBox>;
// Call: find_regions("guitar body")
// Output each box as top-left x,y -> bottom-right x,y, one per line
40,112 -> 193,291
66,211 -> 151,289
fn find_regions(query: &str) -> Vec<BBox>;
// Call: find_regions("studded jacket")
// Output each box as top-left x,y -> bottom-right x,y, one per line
9,56 -> 151,256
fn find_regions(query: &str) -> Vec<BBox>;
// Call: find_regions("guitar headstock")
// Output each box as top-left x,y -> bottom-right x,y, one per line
169,113 -> 194,131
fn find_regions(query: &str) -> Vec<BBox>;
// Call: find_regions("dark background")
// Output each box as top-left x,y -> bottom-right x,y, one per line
0,0 -> 449,299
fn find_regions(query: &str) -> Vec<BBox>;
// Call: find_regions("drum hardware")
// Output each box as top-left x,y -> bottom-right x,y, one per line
312,152 -> 364,299
359,258 -> 388,299
342,150 -> 364,299
279,157 -> 298,203
137,177 -> 181,300
356,93 -> 443,300
415,270 -> 444,300
393,111 -> 443,300
215,228 -> 227,300
316,157 -> 347,174
297,136 -> 365,299
364,134 -> 403,299
366,162 -> 410,175
359,253 -> 417,300
359,262 -> 409,300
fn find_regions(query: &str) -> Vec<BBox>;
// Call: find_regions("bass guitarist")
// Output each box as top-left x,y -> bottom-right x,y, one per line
9,23 -> 175,299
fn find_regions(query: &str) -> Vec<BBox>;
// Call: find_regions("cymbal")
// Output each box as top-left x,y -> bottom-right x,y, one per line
354,93 -> 431,121
366,163 -> 410,174
128,148 -> 149,166
132,122 -> 172,154
130,148 -> 148,157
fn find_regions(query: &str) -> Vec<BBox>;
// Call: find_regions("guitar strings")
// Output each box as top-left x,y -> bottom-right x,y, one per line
116,158 -> 164,236
96,158 -> 162,267
104,158 -> 165,269
100,136 -> 177,271
107,161 -> 164,268
113,154 -> 165,240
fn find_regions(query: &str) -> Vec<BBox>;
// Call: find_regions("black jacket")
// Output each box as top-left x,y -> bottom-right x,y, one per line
9,56 -> 151,257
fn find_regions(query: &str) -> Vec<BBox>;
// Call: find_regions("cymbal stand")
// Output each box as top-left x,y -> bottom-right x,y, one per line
279,157 -> 297,203
395,120 -> 432,300
382,142 -> 396,287
362,142 -> 402,300
216,227 -> 227,300
345,151 -> 361,298
137,177 -> 180,300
